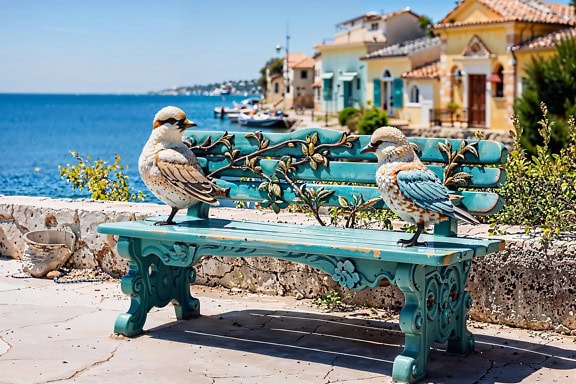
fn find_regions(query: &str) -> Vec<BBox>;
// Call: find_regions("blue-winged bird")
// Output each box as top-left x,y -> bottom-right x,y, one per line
361,126 -> 479,247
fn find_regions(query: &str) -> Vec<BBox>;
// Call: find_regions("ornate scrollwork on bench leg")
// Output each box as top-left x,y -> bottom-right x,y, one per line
445,260 -> 474,355
114,237 -> 200,337
393,263 -> 429,383
393,262 -> 474,383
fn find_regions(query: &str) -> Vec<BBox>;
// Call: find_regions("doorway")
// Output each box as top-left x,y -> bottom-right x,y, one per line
468,74 -> 486,127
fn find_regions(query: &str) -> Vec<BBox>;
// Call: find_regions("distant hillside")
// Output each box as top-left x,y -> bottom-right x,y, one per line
149,79 -> 261,96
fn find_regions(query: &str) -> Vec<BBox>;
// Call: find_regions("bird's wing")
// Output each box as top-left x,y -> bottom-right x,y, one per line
155,151 -> 219,204
396,168 -> 455,217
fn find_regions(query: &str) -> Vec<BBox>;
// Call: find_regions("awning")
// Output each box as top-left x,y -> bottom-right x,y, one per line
339,72 -> 358,82
487,73 -> 502,83
321,72 -> 334,79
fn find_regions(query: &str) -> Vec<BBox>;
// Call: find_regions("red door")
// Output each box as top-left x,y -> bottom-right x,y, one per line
468,74 -> 486,127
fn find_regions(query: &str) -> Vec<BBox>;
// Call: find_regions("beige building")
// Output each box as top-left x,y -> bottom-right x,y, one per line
267,53 -> 316,111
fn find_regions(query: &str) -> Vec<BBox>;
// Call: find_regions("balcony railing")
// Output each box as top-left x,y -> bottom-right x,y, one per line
430,109 -> 468,127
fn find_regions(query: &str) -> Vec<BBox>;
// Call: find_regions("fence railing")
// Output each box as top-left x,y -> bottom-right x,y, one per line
430,109 -> 468,127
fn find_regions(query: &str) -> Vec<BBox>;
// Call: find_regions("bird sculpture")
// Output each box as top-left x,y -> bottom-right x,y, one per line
139,106 -> 227,225
361,126 -> 479,247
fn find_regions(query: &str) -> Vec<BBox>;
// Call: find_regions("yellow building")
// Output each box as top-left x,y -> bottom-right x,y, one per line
432,0 -> 575,129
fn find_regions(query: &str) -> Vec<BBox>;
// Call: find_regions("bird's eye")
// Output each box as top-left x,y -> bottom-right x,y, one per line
162,118 -> 178,125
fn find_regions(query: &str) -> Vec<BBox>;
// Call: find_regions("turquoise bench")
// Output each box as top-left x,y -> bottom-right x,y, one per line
97,127 -> 507,383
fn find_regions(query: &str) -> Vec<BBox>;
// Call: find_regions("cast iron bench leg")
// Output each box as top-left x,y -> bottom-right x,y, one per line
114,238 -> 200,337
446,260 -> 475,355
393,263 -> 431,383
393,262 -> 475,383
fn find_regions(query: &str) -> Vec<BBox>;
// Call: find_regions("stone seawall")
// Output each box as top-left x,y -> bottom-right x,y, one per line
1,196 -> 574,332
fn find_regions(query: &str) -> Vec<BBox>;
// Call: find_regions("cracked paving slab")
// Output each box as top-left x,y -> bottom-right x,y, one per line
1,257 -> 575,383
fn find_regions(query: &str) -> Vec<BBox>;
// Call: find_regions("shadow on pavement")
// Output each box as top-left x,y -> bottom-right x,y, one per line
145,309 -> 576,382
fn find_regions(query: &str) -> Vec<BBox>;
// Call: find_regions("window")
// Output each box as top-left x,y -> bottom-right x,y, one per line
410,85 -> 420,103
370,23 -> 378,31
490,66 -> 504,98
274,83 -> 279,94
300,70 -> 308,79
356,77 -> 361,90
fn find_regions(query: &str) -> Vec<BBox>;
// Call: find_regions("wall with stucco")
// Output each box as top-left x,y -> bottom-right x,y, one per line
1,195 -> 574,332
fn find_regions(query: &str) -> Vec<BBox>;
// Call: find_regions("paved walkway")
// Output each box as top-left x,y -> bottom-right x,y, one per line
0,257 -> 575,383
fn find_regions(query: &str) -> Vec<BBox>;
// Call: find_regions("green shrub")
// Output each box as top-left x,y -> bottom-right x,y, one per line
357,107 -> 388,135
59,152 -> 146,202
514,39 -> 576,156
338,107 -> 360,126
338,107 -> 363,132
312,290 -> 344,311
490,103 -> 576,242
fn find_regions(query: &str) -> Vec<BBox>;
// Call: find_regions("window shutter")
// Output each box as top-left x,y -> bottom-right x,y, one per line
323,79 -> 332,100
373,79 -> 381,106
393,77 -> 403,108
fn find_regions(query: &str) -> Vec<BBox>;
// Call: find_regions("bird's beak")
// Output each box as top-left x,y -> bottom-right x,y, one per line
180,118 -> 197,130
360,143 -> 376,154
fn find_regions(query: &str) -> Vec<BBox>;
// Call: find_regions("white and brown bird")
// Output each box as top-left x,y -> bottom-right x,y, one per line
139,106 -> 227,225
361,126 -> 479,247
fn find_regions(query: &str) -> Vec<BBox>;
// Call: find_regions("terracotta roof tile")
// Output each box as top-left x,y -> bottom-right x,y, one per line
436,0 -> 575,29
292,57 -> 316,68
362,36 -> 441,59
336,7 -> 418,27
401,61 -> 440,79
512,26 -> 576,50
286,53 -> 308,67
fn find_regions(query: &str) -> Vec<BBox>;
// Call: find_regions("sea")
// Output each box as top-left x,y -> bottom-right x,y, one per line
0,93 -> 259,204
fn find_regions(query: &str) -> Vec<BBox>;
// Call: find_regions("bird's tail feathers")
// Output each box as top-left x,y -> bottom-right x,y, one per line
453,206 -> 480,225
212,183 -> 230,198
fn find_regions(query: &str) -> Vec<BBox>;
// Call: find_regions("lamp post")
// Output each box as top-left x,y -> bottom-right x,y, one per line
276,24 -> 290,111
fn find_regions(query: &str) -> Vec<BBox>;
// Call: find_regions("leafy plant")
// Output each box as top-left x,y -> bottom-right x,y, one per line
490,103 -> 576,242
312,290 -> 344,311
59,152 -> 145,202
515,38 -> 576,155
357,107 -> 388,135
446,102 -> 460,112
338,106 -> 361,131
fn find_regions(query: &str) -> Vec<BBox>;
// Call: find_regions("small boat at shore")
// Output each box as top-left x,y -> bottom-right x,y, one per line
214,97 -> 262,120
238,110 -> 292,128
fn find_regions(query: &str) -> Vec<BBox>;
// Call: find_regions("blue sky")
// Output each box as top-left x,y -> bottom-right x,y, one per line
1,0 -> 571,94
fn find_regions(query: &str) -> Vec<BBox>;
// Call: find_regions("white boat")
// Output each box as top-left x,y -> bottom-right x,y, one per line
238,111 -> 291,128
214,97 -> 262,119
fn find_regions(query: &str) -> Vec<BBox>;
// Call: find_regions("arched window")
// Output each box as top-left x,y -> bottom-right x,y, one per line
494,66 -> 504,98
409,85 -> 420,103
382,70 -> 392,79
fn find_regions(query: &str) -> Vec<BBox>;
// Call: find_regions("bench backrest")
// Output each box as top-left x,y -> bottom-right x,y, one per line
183,127 -> 507,235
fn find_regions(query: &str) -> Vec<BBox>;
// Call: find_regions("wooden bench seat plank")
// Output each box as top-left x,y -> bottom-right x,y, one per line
98,216 -> 504,265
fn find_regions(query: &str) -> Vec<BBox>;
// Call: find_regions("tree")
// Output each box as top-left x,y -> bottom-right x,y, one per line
418,15 -> 436,37
258,58 -> 283,94
514,38 -> 576,155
